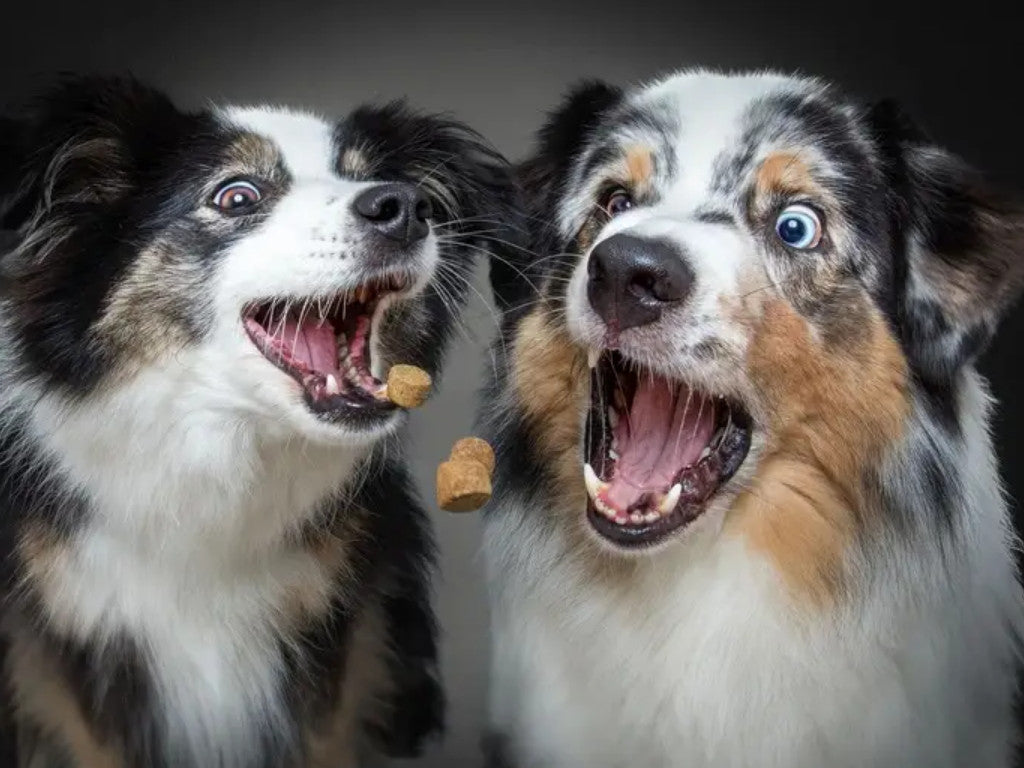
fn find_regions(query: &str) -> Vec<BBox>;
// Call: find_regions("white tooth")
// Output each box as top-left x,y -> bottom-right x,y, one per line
659,484 -> 682,515
630,512 -> 644,524
584,463 -> 606,501
699,445 -> 711,461
609,448 -> 620,461
593,496 -> 615,518
325,374 -> 340,396
643,511 -> 660,524
587,348 -> 601,369
607,407 -> 618,428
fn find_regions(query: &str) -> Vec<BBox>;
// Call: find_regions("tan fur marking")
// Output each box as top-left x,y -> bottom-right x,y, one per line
5,629 -> 122,767
512,308 -> 587,494
624,145 -> 654,191
305,602 -> 392,767
755,151 -> 826,202
729,299 -> 909,604
93,242 -> 198,370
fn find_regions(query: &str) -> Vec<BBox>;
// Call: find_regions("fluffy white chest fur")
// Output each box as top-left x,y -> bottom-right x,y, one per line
16,359 -> 369,766
487,531 -> 1018,768
484,380 -> 1021,768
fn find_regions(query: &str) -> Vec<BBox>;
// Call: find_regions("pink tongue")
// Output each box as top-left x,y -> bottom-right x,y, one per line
278,318 -> 339,376
604,378 -> 716,512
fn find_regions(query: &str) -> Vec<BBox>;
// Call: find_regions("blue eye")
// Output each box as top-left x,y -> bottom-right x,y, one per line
774,204 -> 822,250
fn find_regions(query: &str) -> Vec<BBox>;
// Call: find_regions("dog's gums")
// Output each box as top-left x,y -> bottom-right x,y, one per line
583,352 -> 751,548
243,273 -> 410,418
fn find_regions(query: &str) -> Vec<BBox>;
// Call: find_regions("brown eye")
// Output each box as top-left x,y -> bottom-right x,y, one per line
604,189 -> 634,217
212,180 -> 261,212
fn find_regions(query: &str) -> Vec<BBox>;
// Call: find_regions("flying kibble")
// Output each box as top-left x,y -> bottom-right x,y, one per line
437,437 -> 495,512
381,364 -> 432,408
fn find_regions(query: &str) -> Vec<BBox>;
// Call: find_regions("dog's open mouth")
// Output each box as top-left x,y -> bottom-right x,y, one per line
243,274 -> 408,420
584,352 -> 752,549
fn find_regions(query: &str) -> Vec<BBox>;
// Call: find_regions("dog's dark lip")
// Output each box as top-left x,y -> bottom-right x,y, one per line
242,273 -> 411,425
583,351 -> 752,550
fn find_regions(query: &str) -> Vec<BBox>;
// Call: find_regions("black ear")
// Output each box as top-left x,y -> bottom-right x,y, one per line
5,76 -> 185,225
871,100 -> 1024,383
490,80 -> 622,313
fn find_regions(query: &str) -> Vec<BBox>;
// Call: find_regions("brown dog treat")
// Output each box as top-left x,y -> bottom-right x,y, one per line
437,459 -> 492,512
383,365 -> 432,408
449,437 -> 495,476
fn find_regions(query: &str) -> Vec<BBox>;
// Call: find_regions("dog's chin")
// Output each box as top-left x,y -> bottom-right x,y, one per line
283,389 -> 404,446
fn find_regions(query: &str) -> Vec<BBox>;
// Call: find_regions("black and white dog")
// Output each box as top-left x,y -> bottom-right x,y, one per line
481,70 -> 1024,767
0,76 -> 516,767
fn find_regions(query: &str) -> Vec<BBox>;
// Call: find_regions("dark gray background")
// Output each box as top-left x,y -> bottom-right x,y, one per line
2,2 -> 1020,765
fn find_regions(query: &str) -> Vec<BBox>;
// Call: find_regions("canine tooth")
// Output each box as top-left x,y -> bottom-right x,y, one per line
325,374 -> 341,396
609,447 -> 620,461
584,463 -> 607,501
587,348 -> 601,369
607,407 -> 618,429
659,483 -> 682,515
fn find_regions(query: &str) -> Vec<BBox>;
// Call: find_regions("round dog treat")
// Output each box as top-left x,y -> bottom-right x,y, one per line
384,364 -> 432,408
437,459 -> 492,512
449,437 -> 495,476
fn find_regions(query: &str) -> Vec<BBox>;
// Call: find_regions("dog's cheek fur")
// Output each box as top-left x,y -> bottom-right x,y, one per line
726,297 -> 910,604
511,306 -> 587,503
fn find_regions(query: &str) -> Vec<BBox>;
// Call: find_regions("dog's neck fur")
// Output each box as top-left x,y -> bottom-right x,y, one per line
484,370 -> 1023,768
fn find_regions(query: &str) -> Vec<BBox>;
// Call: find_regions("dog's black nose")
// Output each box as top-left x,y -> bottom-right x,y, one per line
352,183 -> 432,245
586,234 -> 694,333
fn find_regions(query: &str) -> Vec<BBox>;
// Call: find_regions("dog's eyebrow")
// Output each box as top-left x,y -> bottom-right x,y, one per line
695,209 -> 736,226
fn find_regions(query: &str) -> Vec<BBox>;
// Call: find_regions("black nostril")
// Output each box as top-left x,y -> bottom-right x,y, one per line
586,234 -> 694,333
351,182 -> 431,245
376,198 -> 400,221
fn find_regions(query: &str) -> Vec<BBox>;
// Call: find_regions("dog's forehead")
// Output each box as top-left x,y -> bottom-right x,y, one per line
218,106 -> 337,178
629,71 -> 833,196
